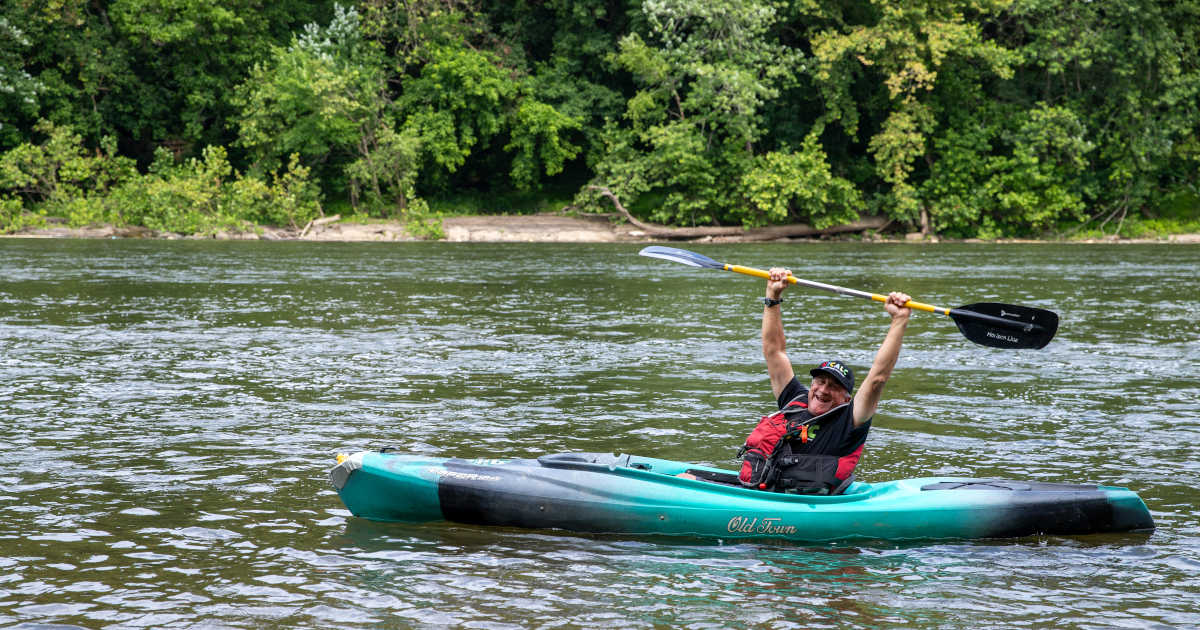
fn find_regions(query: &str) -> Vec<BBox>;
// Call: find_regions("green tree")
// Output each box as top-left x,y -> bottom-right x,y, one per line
1003,0 -> 1200,229
741,134 -> 863,229
0,16 -> 43,149
236,4 -> 402,209
399,44 -> 582,192
2,0 -> 1197,237
495,0 -> 630,172
504,100 -> 582,190
588,0 -> 863,228
399,45 -> 517,179
9,0 -> 330,162
809,0 -> 1017,226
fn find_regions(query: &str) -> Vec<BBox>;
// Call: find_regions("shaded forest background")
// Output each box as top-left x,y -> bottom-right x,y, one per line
2,0 -> 1198,238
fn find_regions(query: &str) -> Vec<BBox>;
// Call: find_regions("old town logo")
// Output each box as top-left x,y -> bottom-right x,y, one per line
727,516 -> 797,535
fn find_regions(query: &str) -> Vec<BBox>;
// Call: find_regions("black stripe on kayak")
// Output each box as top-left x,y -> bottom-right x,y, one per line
922,479 -> 1154,537
437,458 -> 636,533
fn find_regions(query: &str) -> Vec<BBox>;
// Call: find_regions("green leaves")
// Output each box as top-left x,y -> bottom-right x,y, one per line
920,102 -> 1094,237
235,5 -> 380,175
504,101 -> 582,190
398,44 -> 584,195
0,120 -> 321,234
0,16 -> 42,148
0,120 -> 135,203
345,122 -> 423,213
811,0 -> 1017,223
741,135 -> 864,229
593,0 -> 810,227
399,46 -> 516,175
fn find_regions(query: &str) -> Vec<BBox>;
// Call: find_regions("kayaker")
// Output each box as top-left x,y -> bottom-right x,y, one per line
735,267 -> 912,494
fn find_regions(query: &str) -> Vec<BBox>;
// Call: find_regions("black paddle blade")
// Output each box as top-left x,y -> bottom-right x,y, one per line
948,303 -> 1059,349
638,246 -> 726,270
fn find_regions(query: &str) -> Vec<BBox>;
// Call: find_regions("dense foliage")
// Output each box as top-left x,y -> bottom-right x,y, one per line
2,0 -> 1198,237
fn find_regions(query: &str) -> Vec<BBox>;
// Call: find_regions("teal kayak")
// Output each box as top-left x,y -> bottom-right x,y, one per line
329,451 -> 1154,542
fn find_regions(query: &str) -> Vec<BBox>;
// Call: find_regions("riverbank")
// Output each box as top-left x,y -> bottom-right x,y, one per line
3,213 -> 1199,243
0,214 -> 641,243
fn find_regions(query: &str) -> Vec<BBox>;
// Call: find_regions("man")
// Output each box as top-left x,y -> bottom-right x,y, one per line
739,267 -> 911,494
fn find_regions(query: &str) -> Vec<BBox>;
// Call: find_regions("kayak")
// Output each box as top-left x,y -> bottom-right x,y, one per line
329,450 -> 1154,543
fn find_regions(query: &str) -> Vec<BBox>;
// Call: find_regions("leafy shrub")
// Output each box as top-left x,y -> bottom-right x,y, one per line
403,202 -> 443,240
0,120 -> 135,204
0,195 -> 43,233
230,155 -> 322,228
740,135 -> 863,229
0,123 -> 324,234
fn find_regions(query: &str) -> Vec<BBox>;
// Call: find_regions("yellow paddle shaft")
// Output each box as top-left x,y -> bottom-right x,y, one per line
723,264 -> 950,316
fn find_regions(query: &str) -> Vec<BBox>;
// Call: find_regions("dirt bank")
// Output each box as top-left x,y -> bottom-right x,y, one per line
0,214 -> 642,242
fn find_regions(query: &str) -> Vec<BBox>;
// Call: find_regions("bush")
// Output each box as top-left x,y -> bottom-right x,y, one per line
402,200 -> 442,240
0,195 -> 44,233
0,120 -> 135,205
740,135 -> 863,229
0,125 -> 324,234
228,155 -> 322,229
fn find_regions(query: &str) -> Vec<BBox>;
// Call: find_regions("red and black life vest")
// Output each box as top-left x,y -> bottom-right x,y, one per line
737,394 -> 863,495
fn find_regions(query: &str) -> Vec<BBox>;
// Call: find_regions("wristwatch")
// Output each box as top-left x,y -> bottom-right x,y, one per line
762,297 -> 783,307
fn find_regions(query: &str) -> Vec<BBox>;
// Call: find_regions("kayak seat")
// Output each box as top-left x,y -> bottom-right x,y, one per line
683,470 -> 856,495
830,474 -> 855,496
683,469 -> 741,486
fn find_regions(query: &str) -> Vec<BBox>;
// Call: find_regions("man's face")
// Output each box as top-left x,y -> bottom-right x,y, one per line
809,374 -> 850,415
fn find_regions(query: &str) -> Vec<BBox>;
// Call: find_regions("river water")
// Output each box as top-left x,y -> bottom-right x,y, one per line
0,239 -> 1197,628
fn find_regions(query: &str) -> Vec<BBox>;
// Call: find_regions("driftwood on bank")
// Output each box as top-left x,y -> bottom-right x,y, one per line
589,185 -> 890,241
299,214 -> 341,238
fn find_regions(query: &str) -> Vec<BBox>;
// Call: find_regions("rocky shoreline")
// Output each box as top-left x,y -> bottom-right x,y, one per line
3,213 -> 1198,243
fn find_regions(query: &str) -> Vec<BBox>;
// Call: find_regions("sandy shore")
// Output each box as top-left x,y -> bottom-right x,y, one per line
2,214 -> 644,242
4,213 -> 1198,243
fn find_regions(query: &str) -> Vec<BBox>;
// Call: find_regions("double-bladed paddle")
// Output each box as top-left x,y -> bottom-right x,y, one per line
639,246 -> 1058,349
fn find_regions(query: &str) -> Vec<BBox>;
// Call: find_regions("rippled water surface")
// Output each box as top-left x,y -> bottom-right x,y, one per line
1,239 -> 1197,628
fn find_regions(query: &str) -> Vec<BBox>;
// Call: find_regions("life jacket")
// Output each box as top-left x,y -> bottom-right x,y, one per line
737,394 -> 858,495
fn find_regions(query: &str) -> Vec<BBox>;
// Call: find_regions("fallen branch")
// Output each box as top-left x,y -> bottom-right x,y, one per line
589,186 -> 889,241
300,214 -> 341,238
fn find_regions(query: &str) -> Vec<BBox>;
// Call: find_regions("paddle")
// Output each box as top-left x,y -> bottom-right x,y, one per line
639,246 -> 1058,349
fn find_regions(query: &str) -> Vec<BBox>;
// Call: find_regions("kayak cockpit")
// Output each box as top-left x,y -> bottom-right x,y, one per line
535,451 -> 865,496
537,452 -> 648,470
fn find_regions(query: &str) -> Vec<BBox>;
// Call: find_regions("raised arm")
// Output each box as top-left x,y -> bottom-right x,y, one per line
852,291 -> 911,426
763,267 -> 795,400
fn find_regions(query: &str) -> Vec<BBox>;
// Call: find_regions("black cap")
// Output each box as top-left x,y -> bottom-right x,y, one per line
810,360 -> 854,394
